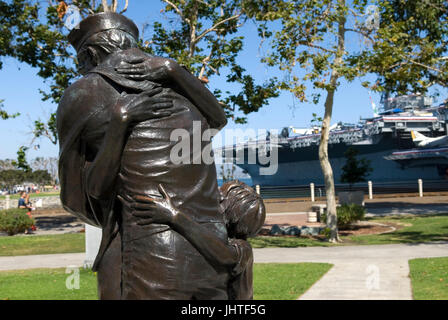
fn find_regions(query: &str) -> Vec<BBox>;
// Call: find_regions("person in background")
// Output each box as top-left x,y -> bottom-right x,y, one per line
18,192 -> 32,210
18,192 -> 37,232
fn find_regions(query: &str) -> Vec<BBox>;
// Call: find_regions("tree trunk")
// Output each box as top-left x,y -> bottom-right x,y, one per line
319,87 -> 340,243
319,0 -> 346,243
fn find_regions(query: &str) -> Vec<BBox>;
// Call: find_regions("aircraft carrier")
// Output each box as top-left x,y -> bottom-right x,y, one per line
218,94 -> 448,188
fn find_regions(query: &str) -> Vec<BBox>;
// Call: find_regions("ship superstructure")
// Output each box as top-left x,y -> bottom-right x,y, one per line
218,94 -> 448,187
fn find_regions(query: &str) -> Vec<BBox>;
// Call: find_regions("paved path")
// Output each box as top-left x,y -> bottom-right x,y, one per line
0,253 -> 85,271
254,242 -> 448,300
1,242 -> 447,299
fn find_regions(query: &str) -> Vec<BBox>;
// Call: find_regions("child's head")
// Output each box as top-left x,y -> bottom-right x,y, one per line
220,180 -> 266,239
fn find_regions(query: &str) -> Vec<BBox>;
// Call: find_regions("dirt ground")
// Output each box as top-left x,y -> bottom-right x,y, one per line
337,221 -> 398,236
259,221 -> 397,237
262,194 -> 448,235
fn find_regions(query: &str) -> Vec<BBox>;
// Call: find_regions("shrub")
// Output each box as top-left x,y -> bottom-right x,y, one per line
321,204 -> 365,229
340,147 -> 373,188
0,209 -> 35,236
319,227 -> 332,238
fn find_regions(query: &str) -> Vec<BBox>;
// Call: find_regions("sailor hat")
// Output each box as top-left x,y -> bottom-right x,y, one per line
68,12 -> 139,52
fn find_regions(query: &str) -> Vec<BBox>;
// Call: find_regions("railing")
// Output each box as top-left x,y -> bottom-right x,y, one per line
257,179 -> 448,199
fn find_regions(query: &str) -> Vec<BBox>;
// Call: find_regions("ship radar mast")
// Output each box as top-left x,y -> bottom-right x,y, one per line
380,92 -> 433,114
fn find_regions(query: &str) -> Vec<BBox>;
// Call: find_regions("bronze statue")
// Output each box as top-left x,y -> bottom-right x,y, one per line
57,12 -> 264,300
123,180 -> 266,300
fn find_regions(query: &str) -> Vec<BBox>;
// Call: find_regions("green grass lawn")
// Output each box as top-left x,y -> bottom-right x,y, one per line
0,233 -> 85,256
253,263 -> 332,300
0,263 -> 332,300
409,257 -> 448,300
0,192 -> 60,200
250,213 -> 448,248
250,235 -> 333,248
345,214 -> 448,245
0,268 -> 98,300
0,213 -> 446,257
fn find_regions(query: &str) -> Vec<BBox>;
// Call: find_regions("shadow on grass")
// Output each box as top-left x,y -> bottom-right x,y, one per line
372,231 -> 448,243
348,214 -> 448,244
34,216 -> 83,232
250,235 -> 332,248
365,202 -> 448,209
366,212 -> 448,219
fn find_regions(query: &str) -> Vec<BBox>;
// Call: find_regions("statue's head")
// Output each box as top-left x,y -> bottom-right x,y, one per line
68,12 -> 139,75
220,180 -> 266,239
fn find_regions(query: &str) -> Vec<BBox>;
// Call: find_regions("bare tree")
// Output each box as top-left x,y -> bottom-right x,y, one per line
0,159 -> 16,171
30,157 -> 59,184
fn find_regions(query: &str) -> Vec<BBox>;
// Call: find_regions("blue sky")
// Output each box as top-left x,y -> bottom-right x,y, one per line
0,1 -> 445,160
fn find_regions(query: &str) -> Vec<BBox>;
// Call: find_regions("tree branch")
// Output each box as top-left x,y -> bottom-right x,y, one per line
348,7 -> 365,18
162,0 -> 190,24
120,0 -> 129,13
187,1 -> 200,57
297,41 -> 337,54
393,53 -> 446,74
198,51 -> 214,79
344,28 -> 374,43
195,13 -> 241,43
101,0 -> 110,12
407,57 -> 445,74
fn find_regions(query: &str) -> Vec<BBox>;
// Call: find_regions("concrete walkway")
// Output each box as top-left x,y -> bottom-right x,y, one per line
0,253 -> 85,271
254,242 -> 448,300
1,242 -> 447,299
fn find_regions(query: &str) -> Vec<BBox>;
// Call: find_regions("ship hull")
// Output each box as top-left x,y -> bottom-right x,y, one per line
234,136 -> 448,186
223,94 -> 448,187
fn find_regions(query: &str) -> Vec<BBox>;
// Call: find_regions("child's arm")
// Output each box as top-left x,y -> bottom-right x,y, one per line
124,185 -> 239,270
